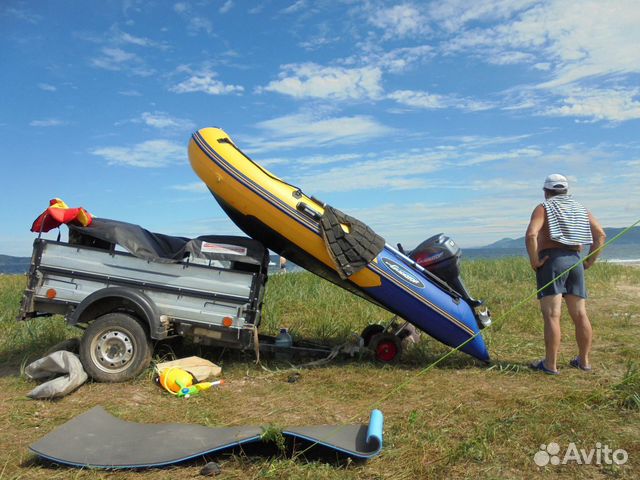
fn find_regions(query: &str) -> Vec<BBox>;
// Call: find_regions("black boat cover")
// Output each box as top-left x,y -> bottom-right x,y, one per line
69,218 -> 267,266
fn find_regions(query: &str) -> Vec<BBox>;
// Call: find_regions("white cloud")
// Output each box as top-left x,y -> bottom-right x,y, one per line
243,113 -> 394,153
116,31 -> 164,49
487,50 -> 535,65
366,3 -> 429,39
533,62 -> 551,71
388,89 -> 495,111
427,0 -> 539,33
420,1 -> 640,122
172,2 -> 213,35
348,200 -> 534,249
460,147 -> 543,166
90,47 -> 154,76
445,133 -> 534,147
131,111 -> 195,130
299,35 -> 335,51
294,151 -> 447,193
544,87 -> 640,122
173,3 -> 188,14
187,17 -> 213,35
29,119 -> 66,127
37,83 -> 57,92
91,140 -> 184,167
298,153 -> 364,167
281,1 -> 307,14
347,45 -> 434,74
91,47 -> 135,69
388,90 -> 448,109
439,0 -> 640,88
260,63 -> 383,101
219,0 -> 234,14
170,182 -> 207,192
170,69 -> 244,95
4,6 -> 42,23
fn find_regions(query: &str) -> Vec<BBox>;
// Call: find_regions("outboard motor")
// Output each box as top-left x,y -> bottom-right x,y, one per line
409,234 -> 491,328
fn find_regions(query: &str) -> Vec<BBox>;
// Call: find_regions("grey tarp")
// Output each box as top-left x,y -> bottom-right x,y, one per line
25,351 -> 88,399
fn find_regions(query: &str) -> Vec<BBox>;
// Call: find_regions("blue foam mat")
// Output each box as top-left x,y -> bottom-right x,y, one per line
29,406 -> 383,468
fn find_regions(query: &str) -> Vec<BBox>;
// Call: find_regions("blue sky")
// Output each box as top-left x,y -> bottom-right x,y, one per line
1,0 -> 639,256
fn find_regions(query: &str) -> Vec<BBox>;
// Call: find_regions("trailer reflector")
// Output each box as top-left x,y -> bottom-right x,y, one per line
46,288 -> 57,299
222,317 -> 233,327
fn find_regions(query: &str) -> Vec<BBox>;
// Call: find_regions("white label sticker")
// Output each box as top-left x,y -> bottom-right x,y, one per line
201,242 -> 248,256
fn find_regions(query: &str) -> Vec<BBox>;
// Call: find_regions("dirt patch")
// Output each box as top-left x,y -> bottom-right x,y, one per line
0,365 -> 20,377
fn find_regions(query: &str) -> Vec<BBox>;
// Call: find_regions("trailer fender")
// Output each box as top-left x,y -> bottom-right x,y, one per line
67,287 -> 165,339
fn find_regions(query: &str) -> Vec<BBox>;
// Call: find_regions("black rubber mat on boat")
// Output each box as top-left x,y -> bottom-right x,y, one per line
320,206 -> 385,279
29,406 -> 383,468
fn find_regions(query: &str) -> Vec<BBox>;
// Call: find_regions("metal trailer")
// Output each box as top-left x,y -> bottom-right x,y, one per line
18,225 -> 269,382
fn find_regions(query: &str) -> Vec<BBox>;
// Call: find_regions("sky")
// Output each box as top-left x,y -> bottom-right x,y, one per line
1,0 -> 639,257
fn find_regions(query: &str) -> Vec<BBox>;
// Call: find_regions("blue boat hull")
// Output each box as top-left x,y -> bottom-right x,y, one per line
212,192 -> 490,362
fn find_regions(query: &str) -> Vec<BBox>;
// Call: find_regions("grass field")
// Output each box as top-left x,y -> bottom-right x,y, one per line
0,258 -> 638,479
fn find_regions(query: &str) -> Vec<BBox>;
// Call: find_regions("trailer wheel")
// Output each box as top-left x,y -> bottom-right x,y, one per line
370,333 -> 402,363
80,312 -> 152,383
360,324 -> 385,347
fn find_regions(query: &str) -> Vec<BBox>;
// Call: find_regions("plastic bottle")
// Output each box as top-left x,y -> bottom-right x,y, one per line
274,328 -> 292,360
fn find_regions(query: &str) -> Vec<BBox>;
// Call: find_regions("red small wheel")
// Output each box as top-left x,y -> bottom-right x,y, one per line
370,333 -> 402,363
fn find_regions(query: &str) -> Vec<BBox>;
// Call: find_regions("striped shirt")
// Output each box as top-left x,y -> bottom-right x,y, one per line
543,195 -> 593,246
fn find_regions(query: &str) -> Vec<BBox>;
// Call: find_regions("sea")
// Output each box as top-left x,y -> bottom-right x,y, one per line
2,243 -> 638,276
268,244 -> 640,275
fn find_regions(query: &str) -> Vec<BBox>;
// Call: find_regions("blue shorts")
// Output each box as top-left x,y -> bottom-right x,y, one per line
536,249 -> 587,299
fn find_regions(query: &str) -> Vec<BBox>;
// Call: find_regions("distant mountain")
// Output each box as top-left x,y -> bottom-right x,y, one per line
483,237 -> 523,249
467,226 -> 640,261
0,254 -> 30,274
480,227 -> 640,249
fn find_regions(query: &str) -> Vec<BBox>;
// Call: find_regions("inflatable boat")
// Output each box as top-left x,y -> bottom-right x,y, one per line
188,128 -> 490,361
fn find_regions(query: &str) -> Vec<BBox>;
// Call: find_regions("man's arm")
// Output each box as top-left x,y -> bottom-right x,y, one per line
584,212 -> 606,269
525,204 -> 548,270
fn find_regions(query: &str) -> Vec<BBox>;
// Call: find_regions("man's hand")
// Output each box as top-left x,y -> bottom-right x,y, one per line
525,205 -> 546,271
530,255 -> 549,271
583,258 -> 595,270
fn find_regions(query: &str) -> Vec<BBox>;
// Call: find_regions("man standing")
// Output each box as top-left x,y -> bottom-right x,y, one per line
525,174 -> 606,374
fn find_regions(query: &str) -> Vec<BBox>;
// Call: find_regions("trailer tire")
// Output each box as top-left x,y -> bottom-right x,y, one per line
80,312 -> 152,383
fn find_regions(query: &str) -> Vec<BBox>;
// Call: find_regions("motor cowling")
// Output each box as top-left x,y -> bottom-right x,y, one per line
409,234 -> 483,312
410,233 -> 461,285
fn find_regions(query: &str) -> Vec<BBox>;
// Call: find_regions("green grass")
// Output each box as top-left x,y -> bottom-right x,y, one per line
0,258 -> 639,479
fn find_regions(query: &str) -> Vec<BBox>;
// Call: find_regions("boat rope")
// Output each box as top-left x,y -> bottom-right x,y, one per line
362,217 -> 640,412
291,217 -> 640,460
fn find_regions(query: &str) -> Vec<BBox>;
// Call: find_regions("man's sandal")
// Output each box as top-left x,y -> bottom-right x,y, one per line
530,359 -> 559,375
569,357 -> 592,372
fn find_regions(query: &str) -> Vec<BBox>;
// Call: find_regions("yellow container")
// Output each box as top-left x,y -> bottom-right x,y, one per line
159,367 -> 194,394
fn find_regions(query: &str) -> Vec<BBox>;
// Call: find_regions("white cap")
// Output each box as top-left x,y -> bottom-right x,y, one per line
543,173 -> 568,191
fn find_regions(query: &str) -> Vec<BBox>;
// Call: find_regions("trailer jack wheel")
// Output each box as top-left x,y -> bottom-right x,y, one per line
360,324 -> 385,347
370,333 -> 402,363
